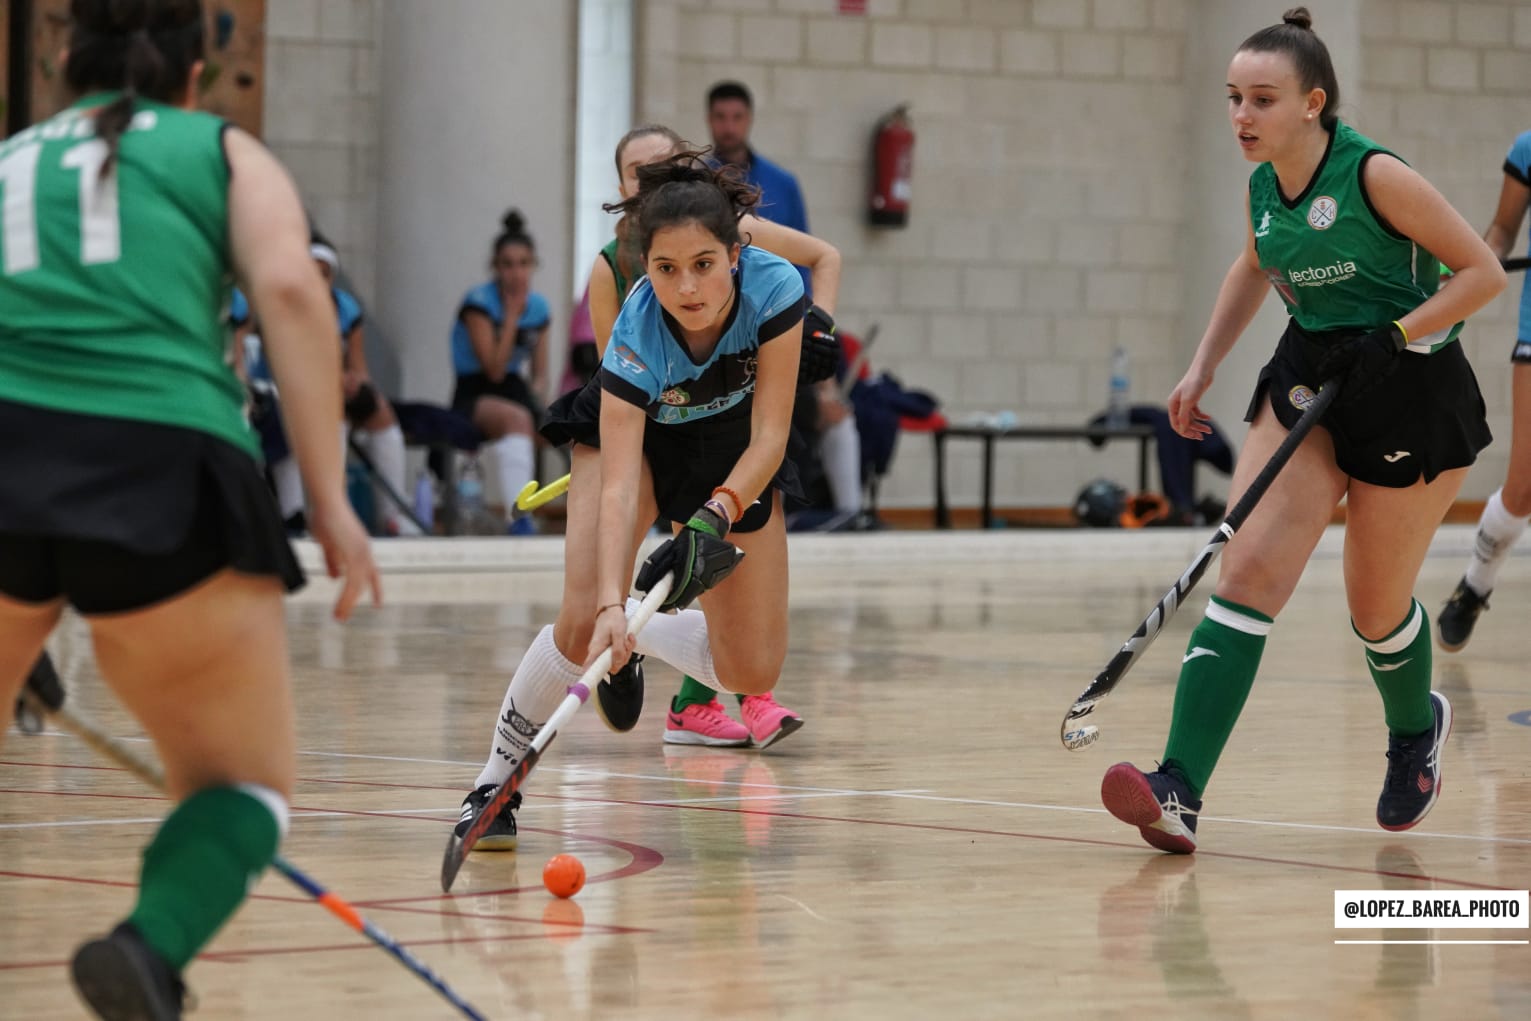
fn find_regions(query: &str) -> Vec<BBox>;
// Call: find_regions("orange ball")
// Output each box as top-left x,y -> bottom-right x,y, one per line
542,853 -> 586,899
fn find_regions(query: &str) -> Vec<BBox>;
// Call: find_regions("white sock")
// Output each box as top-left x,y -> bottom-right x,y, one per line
624,597 -> 732,690
270,457 -> 305,519
490,434 -> 536,521
1464,488 -> 1528,596
364,425 -> 421,535
474,626 -> 583,788
820,415 -> 863,514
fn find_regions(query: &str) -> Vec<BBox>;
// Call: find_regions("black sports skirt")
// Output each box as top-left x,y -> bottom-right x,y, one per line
541,379 -> 802,533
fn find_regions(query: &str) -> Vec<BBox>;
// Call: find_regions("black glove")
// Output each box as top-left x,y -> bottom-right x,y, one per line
1313,323 -> 1407,404
634,506 -> 745,611
798,304 -> 840,385
15,653 -> 65,735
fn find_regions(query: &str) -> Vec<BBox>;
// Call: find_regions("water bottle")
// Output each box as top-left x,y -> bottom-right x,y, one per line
1107,346 -> 1131,429
412,470 -> 435,533
458,455 -> 487,534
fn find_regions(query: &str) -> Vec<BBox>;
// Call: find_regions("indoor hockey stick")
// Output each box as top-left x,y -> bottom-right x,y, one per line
440,572 -> 674,892
839,322 -> 880,399
514,472 -> 571,511
1059,379 -> 1339,751
17,685 -> 489,1021
345,433 -> 433,535
1503,256 -> 1530,272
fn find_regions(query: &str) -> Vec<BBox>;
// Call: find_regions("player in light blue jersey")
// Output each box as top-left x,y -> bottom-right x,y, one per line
1438,130 -> 1531,650
452,154 -> 805,849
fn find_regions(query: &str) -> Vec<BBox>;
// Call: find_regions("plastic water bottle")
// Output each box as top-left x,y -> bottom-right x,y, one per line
458,456 -> 487,534
412,471 -> 435,533
1107,346 -> 1131,428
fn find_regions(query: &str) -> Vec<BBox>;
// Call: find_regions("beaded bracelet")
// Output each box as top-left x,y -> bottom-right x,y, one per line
712,486 -> 745,523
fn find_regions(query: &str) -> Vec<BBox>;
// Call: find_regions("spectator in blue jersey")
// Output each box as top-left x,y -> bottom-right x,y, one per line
707,80 -> 811,294
451,153 -> 807,850
449,209 -> 546,534
1436,129 -> 1531,651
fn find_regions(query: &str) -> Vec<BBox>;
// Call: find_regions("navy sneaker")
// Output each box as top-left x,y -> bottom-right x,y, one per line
1377,692 -> 1452,831
455,783 -> 522,851
1437,578 -> 1488,652
1101,762 -> 1202,854
71,922 -> 187,1021
594,653 -> 645,733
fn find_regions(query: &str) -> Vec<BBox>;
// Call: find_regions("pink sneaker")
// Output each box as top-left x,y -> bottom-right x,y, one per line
740,693 -> 804,749
664,699 -> 750,747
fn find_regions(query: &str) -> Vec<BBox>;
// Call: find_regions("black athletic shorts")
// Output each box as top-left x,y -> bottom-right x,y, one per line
1246,319 -> 1491,488
0,399 -> 304,614
452,371 -> 541,426
540,378 -> 802,533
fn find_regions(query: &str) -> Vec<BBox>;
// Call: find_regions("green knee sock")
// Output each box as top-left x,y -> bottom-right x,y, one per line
673,675 -> 717,712
1358,599 -> 1434,737
128,785 -> 283,969
1162,595 -> 1273,798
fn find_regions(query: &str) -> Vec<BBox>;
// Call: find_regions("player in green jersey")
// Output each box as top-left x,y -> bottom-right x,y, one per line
0,2 -> 379,1016
1098,7 -> 1506,854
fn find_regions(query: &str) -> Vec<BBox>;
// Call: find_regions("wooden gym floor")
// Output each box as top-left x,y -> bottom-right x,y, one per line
2,528 -> 1528,1019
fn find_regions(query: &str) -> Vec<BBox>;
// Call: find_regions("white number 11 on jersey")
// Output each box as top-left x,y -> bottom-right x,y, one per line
0,138 -> 122,275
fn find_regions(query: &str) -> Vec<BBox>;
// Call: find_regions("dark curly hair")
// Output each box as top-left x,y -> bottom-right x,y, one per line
602,150 -> 761,256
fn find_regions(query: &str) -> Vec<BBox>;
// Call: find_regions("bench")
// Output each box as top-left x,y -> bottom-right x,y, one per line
932,422 -> 1157,529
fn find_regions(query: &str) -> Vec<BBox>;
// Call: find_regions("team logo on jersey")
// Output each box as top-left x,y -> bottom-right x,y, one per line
1254,210 -> 1272,238
659,386 -> 690,406
612,344 -> 647,375
1307,195 -> 1338,230
1288,384 -> 1318,411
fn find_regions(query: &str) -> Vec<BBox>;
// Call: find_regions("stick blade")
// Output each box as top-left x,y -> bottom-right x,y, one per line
440,830 -> 467,892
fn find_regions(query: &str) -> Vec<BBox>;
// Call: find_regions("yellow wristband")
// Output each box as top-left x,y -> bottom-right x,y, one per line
1393,320 -> 1410,346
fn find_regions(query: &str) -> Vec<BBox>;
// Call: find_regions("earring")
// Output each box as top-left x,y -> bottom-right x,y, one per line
730,266 -> 738,276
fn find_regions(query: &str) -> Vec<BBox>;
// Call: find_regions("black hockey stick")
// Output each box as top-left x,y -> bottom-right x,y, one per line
1060,379 -> 1340,751
440,573 -> 674,892
17,680 -> 487,1020
345,433 -> 433,535
1503,256 -> 1530,272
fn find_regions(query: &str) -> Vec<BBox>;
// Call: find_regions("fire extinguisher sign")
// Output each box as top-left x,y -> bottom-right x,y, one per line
838,0 -> 867,13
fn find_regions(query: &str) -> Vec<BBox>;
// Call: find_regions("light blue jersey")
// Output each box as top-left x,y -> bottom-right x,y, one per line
599,245 -> 805,425
449,282 -> 550,376
1506,131 -> 1531,342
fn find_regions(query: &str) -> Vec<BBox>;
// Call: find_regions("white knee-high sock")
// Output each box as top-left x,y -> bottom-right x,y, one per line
820,415 -> 863,513
363,425 -> 421,535
624,597 -> 733,690
490,434 -> 536,521
270,457 -> 305,519
1464,488 -> 1528,596
474,626 -> 583,788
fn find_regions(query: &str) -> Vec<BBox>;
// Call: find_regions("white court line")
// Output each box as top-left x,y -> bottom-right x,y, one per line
0,806 -> 457,832
641,788 -> 932,807
26,736 -> 1531,849
1335,940 -> 1529,946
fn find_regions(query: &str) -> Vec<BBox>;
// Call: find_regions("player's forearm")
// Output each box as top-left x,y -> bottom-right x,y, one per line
1190,257 -> 1269,377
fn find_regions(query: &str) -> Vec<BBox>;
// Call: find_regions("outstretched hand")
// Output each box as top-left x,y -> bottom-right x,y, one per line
1167,365 -> 1215,440
309,500 -> 382,621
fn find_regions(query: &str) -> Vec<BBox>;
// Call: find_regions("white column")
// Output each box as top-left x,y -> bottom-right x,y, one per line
373,0 -> 578,407
1178,1 -> 1362,441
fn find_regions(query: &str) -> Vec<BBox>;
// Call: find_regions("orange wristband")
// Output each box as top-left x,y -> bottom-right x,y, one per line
712,486 -> 745,523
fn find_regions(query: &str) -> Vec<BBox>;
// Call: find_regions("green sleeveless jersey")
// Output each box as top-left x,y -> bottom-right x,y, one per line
0,93 -> 253,455
1249,122 -> 1460,352
600,235 -> 637,301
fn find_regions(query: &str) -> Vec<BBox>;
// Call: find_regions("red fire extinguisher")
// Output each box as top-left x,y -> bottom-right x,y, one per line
868,104 -> 913,228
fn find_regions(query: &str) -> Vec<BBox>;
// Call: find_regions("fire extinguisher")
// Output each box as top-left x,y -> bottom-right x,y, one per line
868,104 -> 914,228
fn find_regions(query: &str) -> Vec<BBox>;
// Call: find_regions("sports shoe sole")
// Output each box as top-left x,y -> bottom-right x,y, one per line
72,937 -> 181,1021
1100,763 -> 1197,854
749,715 -> 804,750
1434,622 -> 1473,654
1378,693 -> 1453,833
663,725 -> 750,748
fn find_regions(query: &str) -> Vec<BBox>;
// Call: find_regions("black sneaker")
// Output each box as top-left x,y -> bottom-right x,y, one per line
594,653 -> 645,733
454,783 -> 522,851
1101,762 -> 1202,854
1437,578 -> 1489,652
1378,692 -> 1452,831
71,922 -> 187,1021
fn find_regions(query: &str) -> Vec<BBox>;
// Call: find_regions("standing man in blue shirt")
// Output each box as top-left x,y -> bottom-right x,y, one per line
707,81 -> 811,294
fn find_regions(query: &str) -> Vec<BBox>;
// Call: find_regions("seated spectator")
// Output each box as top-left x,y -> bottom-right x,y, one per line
1086,404 -> 1236,524
449,209 -> 546,534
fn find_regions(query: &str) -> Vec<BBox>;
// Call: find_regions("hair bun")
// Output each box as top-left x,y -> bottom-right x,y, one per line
501,209 -> 525,234
1281,6 -> 1313,30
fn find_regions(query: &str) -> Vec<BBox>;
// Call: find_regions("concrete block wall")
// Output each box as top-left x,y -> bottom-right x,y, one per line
1357,0 -> 1531,500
